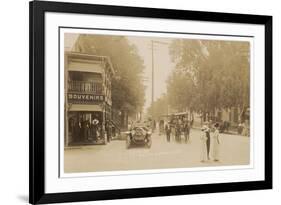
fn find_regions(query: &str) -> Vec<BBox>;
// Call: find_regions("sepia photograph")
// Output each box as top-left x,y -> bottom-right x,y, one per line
29,2 -> 272,203
63,31 -> 251,174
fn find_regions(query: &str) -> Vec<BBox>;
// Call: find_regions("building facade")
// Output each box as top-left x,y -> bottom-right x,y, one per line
64,52 -> 115,146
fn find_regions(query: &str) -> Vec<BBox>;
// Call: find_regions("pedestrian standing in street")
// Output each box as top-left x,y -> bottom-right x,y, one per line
242,119 -> 250,137
237,121 -> 243,134
205,122 -> 211,160
153,120 -> 156,133
91,118 -> 99,141
159,120 -> 164,136
170,118 -> 176,140
175,119 -> 182,142
212,123 -> 220,161
183,119 -> 190,143
165,122 -> 171,142
200,124 -> 208,162
82,119 -> 88,142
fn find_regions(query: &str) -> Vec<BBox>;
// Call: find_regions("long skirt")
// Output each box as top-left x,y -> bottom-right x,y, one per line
206,133 -> 210,159
212,140 -> 220,160
200,140 -> 208,161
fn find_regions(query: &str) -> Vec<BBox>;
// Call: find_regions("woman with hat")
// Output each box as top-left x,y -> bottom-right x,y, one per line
212,123 -> 220,162
200,123 -> 209,162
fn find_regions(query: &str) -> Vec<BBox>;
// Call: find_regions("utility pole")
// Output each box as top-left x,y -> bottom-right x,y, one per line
151,40 -> 154,121
150,40 -> 169,122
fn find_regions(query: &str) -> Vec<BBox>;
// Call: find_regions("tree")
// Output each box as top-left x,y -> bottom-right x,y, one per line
166,70 -> 196,112
168,39 -> 250,119
147,94 -> 169,119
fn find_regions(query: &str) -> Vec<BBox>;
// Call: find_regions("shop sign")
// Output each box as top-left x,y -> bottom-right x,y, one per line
68,93 -> 104,104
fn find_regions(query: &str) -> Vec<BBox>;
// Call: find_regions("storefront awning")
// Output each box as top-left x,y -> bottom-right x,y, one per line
68,61 -> 103,73
69,104 -> 102,112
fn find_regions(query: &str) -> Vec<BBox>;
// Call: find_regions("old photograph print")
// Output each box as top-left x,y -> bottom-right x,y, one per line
63,30 -> 250,173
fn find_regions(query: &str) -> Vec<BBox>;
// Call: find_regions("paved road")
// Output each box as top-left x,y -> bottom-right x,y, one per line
64,129 -> 250,173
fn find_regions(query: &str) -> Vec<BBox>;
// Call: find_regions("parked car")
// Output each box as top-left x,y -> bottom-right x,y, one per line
125,123 -> 152,149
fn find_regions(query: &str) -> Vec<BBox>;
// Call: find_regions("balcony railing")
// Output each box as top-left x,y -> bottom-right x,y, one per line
68,81 -> 103,94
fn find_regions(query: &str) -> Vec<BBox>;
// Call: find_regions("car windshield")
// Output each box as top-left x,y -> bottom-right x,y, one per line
133,125 -> 148,131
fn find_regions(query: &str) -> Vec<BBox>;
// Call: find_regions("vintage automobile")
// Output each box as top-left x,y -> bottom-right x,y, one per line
125,123 -> 152,149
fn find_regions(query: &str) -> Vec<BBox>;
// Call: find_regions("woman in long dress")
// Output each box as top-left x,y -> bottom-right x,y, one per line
200,125 -> 208,162
212,123 -> 220,162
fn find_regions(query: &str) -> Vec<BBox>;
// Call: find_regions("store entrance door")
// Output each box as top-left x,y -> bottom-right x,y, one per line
68,111 -> 103,144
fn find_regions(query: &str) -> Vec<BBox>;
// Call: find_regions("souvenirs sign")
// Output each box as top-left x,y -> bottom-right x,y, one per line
68,93 -> 105,104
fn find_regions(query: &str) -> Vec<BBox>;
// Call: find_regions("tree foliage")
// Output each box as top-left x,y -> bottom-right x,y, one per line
74,34 -> 145,113
168,39 -> 250,114
147,94 -> 168,119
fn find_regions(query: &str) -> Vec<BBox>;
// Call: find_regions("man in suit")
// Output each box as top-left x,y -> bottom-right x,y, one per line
183,119 -> 190,143
165,122 -> 171,142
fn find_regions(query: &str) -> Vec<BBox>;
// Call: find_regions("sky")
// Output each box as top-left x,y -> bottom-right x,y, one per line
64,33 -> 79,51
127,36 -> 175,112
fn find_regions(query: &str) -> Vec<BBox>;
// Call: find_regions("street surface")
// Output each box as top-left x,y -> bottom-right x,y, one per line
64,129 -> 250,173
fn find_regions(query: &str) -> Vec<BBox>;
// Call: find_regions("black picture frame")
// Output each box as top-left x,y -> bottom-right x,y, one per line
29,1 -> 272,204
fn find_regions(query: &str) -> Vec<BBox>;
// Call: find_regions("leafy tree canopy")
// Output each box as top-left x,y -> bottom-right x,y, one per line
168,39 -> 250,114
74,34 -> 146,113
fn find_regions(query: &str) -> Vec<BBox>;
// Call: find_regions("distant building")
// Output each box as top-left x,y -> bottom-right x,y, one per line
215,107 -> 249,128
215,107 -> 240,124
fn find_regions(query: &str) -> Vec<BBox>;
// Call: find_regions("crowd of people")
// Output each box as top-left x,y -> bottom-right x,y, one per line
163,118 -> 192,143
71,118 -> 103,142
70,118 -> 116,143
159,118 -> 221,163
